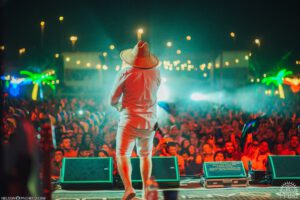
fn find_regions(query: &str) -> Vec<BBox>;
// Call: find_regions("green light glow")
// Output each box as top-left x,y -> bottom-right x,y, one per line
262,69 -> 293,99
20,70 -> 56,100
262,69 -> 292,86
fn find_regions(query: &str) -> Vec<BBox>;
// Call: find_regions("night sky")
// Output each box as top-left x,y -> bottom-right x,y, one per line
1,0 -> 300,63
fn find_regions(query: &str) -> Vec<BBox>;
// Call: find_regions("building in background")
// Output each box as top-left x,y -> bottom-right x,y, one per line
212,51 -> 250,90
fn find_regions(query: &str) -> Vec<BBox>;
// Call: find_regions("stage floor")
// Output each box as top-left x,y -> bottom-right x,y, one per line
52,179 -> 300,200
52,187 -> 300,200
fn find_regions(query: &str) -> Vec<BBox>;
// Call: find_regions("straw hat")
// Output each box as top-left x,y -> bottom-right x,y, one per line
120,41 -> 159,69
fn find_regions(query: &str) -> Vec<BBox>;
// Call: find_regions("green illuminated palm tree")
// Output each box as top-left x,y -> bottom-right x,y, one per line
262,69 -> 292,99
20,70 -> 56,100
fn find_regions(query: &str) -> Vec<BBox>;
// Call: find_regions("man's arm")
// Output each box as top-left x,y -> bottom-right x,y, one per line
109,70 -> 126,109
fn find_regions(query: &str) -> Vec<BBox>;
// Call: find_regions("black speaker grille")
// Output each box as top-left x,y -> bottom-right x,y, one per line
270,156 -> 300,178
63,158 -> 111,182
131,157 -> 179,181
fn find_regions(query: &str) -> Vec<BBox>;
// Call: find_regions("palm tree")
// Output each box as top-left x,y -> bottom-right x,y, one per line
262,69 -> 292,99
20,70 -> 56,100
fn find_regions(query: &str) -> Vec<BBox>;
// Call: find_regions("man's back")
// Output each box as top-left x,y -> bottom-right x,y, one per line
111,67 -> 161,130
123,67 -> 160,109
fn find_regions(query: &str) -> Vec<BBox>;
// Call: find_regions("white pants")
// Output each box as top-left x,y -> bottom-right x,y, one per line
116,124 -> 155,157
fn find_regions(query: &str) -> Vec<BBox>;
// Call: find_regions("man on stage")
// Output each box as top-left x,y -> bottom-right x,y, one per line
110,41 -> 161,200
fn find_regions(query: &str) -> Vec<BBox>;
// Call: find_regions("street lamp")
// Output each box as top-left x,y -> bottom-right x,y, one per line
59,16 -> 64,22
254,38 -> 261,47
58,16 -> 64,53
19,48 -> 26,56
40,21 -> 45,49
230,32 -> 236,38
70,35 -> 78,51
137,28 -> 144,41
109,44 -> 115,50
40,21 -> 45,29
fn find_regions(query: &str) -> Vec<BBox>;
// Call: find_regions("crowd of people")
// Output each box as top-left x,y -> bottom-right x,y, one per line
2,95 -> 300,180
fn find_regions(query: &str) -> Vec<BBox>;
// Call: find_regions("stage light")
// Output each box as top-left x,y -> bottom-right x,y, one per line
59,16 -> 64,22
0,45 -> 5,51
78,110 -> 83,115
76,60 -> 81,64
245,55 -> 249,60
54,53 -> 59,58
66,57 -> 70,62
186,35 -> 191,40
235,59 -> 239,63
191,93 -> 208,101
166,41 -> 172,47
103,52 -> 108,57
86,62 -> 91,67
225,61 -> 230,66
176,49 -> 181,54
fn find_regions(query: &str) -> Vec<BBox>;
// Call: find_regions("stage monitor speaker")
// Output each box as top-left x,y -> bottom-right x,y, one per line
203,161 -> 248,188
268,155 -> 300,186
131,156 -> 180,188
60,157 -> 113,189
